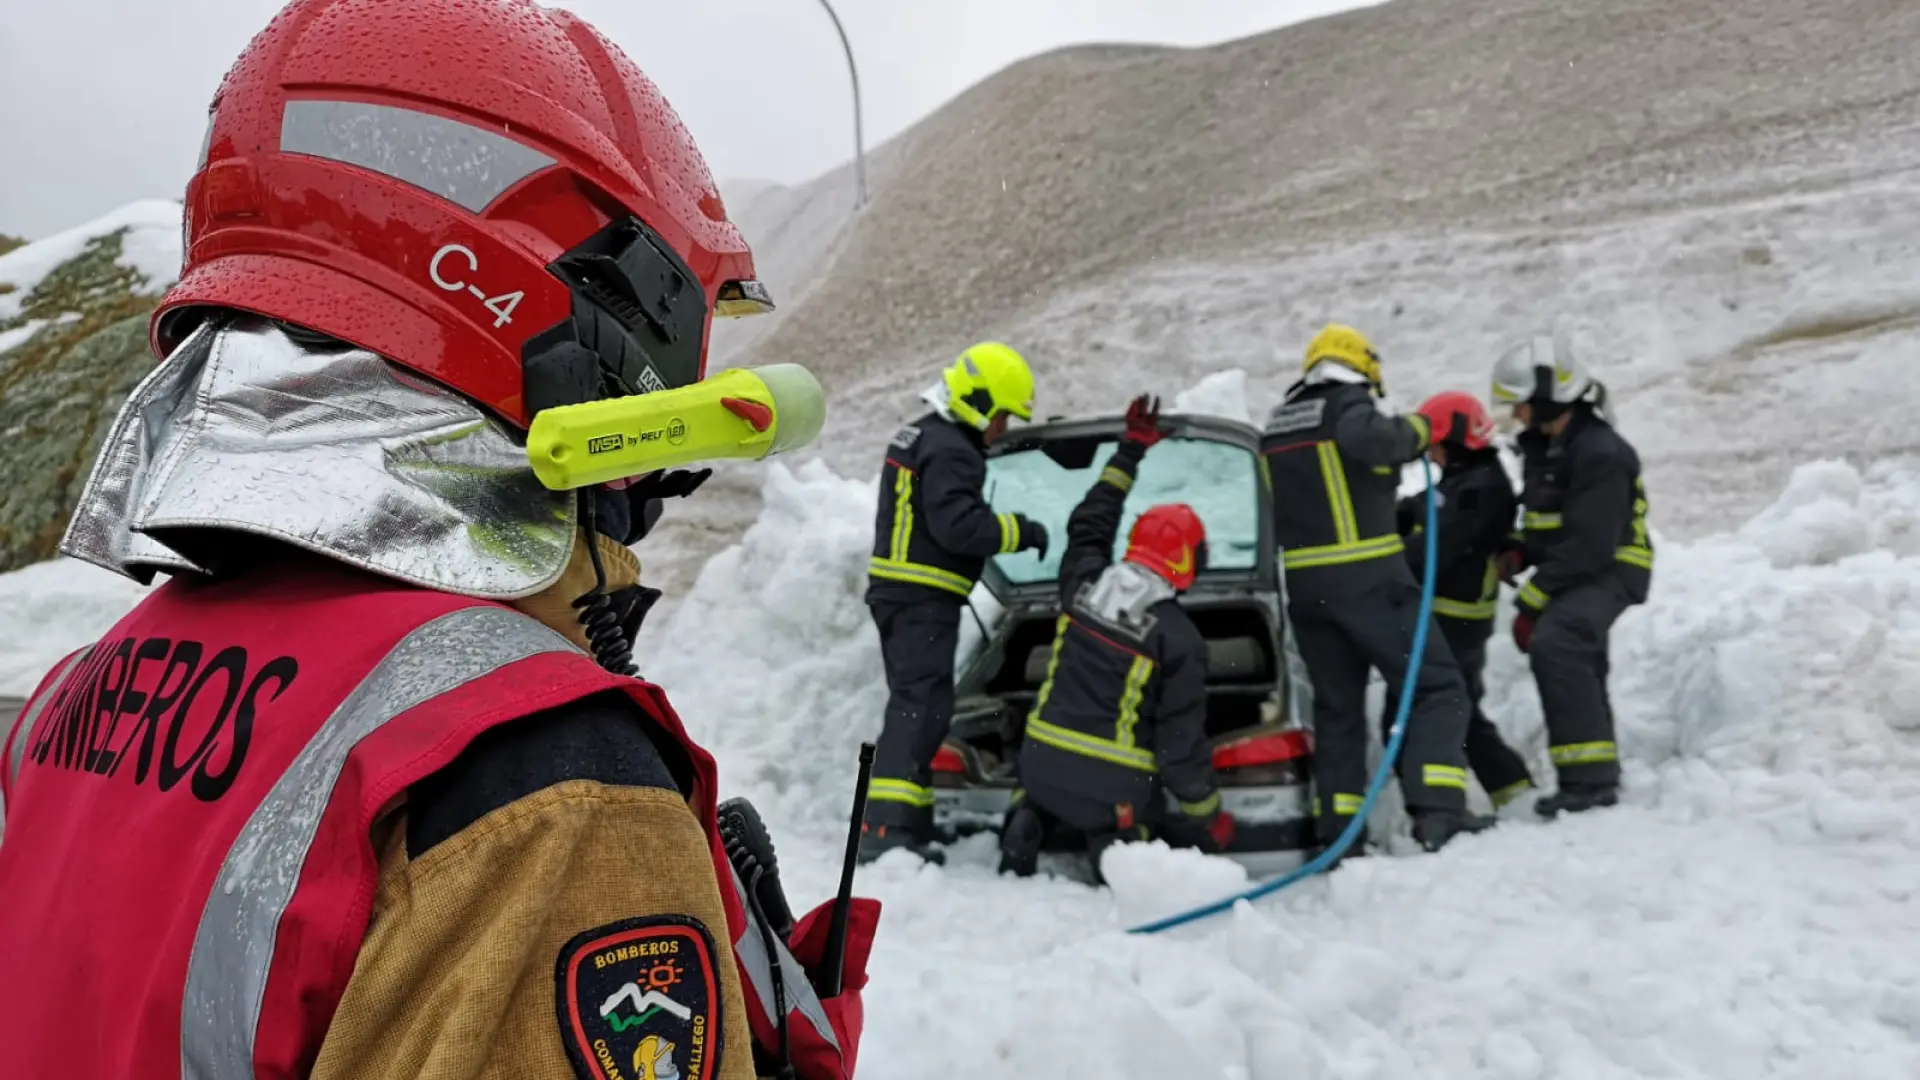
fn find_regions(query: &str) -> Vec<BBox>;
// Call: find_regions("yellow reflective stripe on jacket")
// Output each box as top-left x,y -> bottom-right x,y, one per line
1408,413 -> 1432,449
868,557 -> 973,597
867,778 -> 935,807
1113,654 -> 1155,749
1517,580 -> 1550,612
1100,466 -> 1133,492
1615,544 -> 1654,570
1179,792 -> 1222,817
996,511 -> 1023,554
1031,615 -> 1070,718
1024,716 -> 1158,772
1282,533 -> 1405,570
1549,741 -> 1618,765
1523,511 -> 1562,530
1316,442 -> 1359,544
1311,792 -> 1366,817
1432,596 -> 1497,620
890,468 -> 914,560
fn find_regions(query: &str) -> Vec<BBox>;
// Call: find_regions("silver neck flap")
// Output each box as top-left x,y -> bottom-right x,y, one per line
60,316 -> 575,600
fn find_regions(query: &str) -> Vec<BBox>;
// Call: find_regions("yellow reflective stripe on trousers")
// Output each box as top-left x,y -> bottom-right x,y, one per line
1550,741 -> 1618,765
1113,654 -> 1155,749
1517,580 -> 1550,611
1179,791 -> 1222,817
1433,596 -> 1496,620
1311,792 -> 1366,817
1316,442 -> 1359,544
868,557 -> 973,597
890,468 -> 913,560
1615,544 -> 1654,570
1024,716 -> 1158,771
1423,763 -> 1468,791
867,778 -> 936,807
1489,779 -> 1534,808
997,511 -> 1022,554
1282,533 -> 1405,570
1100,466 -> 1133,492
1523,511 -> 1562,530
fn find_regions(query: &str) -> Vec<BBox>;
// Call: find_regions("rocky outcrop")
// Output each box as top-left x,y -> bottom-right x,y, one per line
0,228 -> 167,571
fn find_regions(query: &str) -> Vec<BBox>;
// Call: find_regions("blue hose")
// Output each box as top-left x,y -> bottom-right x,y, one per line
1128,457 -> 1440,935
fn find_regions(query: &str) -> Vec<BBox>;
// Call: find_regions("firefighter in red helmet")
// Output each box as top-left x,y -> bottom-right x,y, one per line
0,3 -> 874,1079
1386,391 -> 1536,809
998,395 -> 1233,880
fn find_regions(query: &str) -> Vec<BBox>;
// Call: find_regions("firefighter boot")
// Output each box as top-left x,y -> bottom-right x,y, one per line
1535,783 -> 1619,818
857,822 -> 947,866
1410,809 -> 1496,852
997,804 -> 1046,877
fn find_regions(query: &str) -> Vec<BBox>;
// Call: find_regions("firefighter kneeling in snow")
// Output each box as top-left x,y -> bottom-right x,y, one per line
1262,324 -> 1488,854
999,395 -> 1234,879
1387,392 -> 1535,809
0,3 -> 874,1078
1493,334 -> 1653,817
862,344 -> 1049,864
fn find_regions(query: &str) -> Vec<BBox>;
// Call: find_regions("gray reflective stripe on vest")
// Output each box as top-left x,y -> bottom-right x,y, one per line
4,650 -> 90,797
180,606 -> 577,1080
728,864 -> 842,1054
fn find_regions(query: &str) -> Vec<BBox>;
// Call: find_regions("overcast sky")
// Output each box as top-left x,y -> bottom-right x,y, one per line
0,0 -> 1364,239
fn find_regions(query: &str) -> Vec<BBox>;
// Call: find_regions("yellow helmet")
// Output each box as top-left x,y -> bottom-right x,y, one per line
1303,323 -> 1383,394
943,341 -> 1035,430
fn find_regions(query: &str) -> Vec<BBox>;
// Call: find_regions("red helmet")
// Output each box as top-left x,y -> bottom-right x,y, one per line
1124,504 -> 1208,591
1416,391 -> 1496,451
156,0 -> 772,429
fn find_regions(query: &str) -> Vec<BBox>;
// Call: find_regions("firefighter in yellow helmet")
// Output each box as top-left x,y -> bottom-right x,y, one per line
862,342 -> 1048,863
1260,324 -> 1491,856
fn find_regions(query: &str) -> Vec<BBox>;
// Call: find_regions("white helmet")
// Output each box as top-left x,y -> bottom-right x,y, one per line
1490,330 -> 1593,406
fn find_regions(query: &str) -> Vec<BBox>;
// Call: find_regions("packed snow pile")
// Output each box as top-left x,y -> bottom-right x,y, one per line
5,444 -> 1920,1075
624,450 -> 1920,1078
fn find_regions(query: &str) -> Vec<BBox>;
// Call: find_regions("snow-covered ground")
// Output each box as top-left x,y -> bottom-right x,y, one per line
9,416 -> 1920,1077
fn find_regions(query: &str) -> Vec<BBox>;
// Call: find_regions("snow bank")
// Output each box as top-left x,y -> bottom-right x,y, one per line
0,558 -> 150,696
0,200 -> 182,321
632,451 -> 1920,1079
7,446 -> 1920,1077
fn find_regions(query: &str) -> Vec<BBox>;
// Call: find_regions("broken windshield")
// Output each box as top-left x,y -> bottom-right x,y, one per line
985,436 -> 1262,586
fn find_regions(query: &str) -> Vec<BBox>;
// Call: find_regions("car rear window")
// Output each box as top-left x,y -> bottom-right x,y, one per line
985,436 -> 1262,585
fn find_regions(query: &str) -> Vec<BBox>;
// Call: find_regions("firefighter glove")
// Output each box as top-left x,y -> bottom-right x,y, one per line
1016,515 -> 1050,560
1512,610 -> 1537,654
1123,394 -> 1170,448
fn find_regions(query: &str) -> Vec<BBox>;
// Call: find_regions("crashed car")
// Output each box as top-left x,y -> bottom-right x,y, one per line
935,412 -> 1319,874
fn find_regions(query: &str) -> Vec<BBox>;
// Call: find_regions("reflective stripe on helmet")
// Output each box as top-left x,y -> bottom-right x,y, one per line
180,606 -> 577,1079
280,99 -> 557,214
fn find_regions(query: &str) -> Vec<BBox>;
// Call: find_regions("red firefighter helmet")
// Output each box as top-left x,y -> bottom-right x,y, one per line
1416,390 -> 1496,451
155,0 -> 773,429
1123,504 -> 1208,592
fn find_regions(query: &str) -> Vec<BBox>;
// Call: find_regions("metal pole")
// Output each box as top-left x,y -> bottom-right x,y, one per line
814,0 -> 868,208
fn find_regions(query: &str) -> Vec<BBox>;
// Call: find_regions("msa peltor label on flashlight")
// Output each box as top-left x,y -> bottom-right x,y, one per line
587,434 -> 625,455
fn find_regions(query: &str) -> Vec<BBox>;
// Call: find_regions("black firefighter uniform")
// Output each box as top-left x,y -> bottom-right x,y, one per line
1513,406 -> 1653,791
1261,379 -> 1474,840
865,411 -> 1042,833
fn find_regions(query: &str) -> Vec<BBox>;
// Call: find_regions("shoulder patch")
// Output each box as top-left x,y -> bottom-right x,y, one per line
556,916 -> 722,1080
890,424 -> 922,450
1264,398 -> 1326,436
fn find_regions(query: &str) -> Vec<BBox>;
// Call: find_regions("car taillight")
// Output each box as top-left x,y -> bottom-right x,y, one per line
932,745 -> 967,774
1213,730 -> 1312,786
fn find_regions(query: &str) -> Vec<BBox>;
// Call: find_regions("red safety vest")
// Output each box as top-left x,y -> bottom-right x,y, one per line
0,554 -> 857,1080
